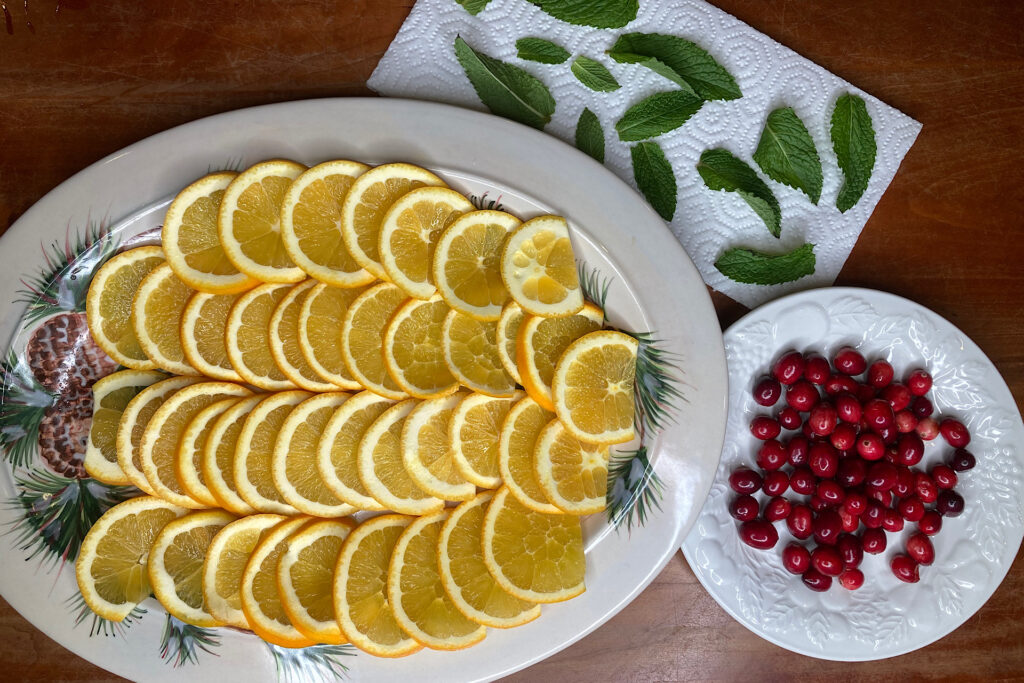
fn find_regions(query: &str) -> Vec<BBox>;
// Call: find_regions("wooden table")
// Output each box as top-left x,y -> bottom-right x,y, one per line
2,0 -> 1022,679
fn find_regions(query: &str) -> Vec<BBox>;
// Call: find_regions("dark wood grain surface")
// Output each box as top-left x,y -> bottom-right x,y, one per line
2,1 -> 1023,680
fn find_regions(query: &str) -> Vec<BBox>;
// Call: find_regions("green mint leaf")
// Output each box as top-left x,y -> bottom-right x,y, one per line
454,35 -> 556,131
630,142 -> 677,221
571,56 -> 620,92
515,37 -> 570,64
831,93 -> 877,212
575,108 -> 605,163
455,0 -> 491,15
526,0 -> 638,28
715,243 -> 816,285
752,107 -> 823,204
697,149 -> 781,238
615,91 -> 704,142
608,33 -> 741,101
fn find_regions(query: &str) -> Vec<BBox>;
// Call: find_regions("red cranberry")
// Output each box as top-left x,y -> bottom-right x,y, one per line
949,448 -> 976,472
729,495 -> 759,521
864,399 -> 895,433
867,360 -> 895,388
907,532 -> 935,565
831,422 -> 858,451
907,369 -> 933,396
838,507 -> 859,532
782,543 -> 811,574
856,433 -> 885,461
738,519 -> 779,549
911,396 -> 933,418
753,376 -> 783,406
763,470 -> 789,497
881,383 -> 913,412
838,568 -> 864,590
891,554 -> 920,583
801,421 -> 815,439
866,461 -> 898,491
914,472 -> 938,503
878,426 -> 899,446
893,467 -> 915,497
757,440 -> 787,471
804,354 -> 830,384
843,492 -> 868,517
837,533 -> 864,568
937,490 -> 965,517
729,467 -> 762,495
893,434 -> 923,468
917,417 -> 940,440
802,568 -> 833,592
816,480 -> 846,505
777,406 -> 802,430
939,418 -> 971,448
765,496 -> 792,522
862,502 -> 886,529
862,527 -> 887,554
866,486 -> 893,507
787,436 -> 810,467
811,545 -> 844,576
773,351 -> 805,386
786,380 -> 820,412
833,346 -> 867,376
931,464 -> 958,490
813,510 -> 842,545
895,410 -> 918,433
809,442 -> 839,478
824,374 -> 858,396
919,510 -> 943,535
856,383 -> 877,404
790,468 -> 816,495
807,402 -> 837,436
750,416 -> 782,440
787,505 -> 813,540
898,496 -> 926,522
809,495 -> 832,512
837,457 -> 866,488
834,392 -> 862,423
883,508 -> 905,533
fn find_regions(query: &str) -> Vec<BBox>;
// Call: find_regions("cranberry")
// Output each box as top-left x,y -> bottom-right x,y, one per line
787,505 -> 813,540
804,354 -> 830,384
881,383 -> 913,412
895,410 -> 918,433
801,421 -> 815,439
843,492 -> 868,517
856,433 -> 885,461
790,467 -> 816,495
862,502 -> 886,529
757,439 -> 787,471
729,467 -> 762,495
866,461 -> 898,491
750,416 -> 782,440
837,457 -> 866,488
867,360 -> 895,388
907,532 -> 935,565
802,568 -> 833,592
738,519 -> 779,550
891,554 -> 920,583
729,495 -> 759,521
866,486 -> 893,507
834,392 -> 862,423
939,418 -> 971,448
907,369 -> 933,396
765,496 -> 792,522
808,402 -> 838,436
777,406 -> 802,430
838,568 -> 865,590
786,380 -> 820,412
883,508 -> 905,533
813,510 -> 842,545
919,510 -> 943,536
937,490 -> 965,517
824,374 -> 858,396
893,467 -> 915,497
917,417 -> 940,441
753,376 -> 783,406
809,495 -> 832,512
782,543 -> 812,574
816,480 -> 846,505
949,448 -> 976,472
838,507 -> 859,532
878,425 -> 899,446
773,351 -> 806,386
861,527 -> 887,554
837,533 -> 864,568
931,464 -> 958,490
856,382 -> 877,404
911,396 -> 933,418
863,399 -> 895,433
898,495 -> 926,522
833,346 -> 867,376
809,443 -> 839,479
763,470 -> 789,497
787,436 -> 810,467
811,545 -> 844,576
914,472 -> 938,503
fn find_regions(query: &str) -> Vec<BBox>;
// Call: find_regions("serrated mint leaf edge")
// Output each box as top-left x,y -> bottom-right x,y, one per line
715,243 -> 816,285
575,108 -> 605,163
615,91 -> 704,142
831,94 -> 877,213
571,56 -> 621,92
630,141 -> 677,221
515,37 -> 570,64
525,0 -> 638,29
696,149 -> 781,237
753,107 -> 824,205
608,32 -> 741,101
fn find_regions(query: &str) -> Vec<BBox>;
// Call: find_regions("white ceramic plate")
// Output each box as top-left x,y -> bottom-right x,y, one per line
0,98 -> 728,682
681,287 -> 1024,661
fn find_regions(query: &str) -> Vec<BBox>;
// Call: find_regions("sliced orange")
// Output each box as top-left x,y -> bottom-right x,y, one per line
340,282 -> 409,399
500,215 -> 583,318
516,302 -> 604,411
268,279 -> 338,392
442,310 -> 516,397
383,295 -> 459,399
225,282 -> 297,391
317,391 -> 393,511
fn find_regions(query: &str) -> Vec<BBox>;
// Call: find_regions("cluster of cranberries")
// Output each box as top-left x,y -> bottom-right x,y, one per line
730,347 -> 977,592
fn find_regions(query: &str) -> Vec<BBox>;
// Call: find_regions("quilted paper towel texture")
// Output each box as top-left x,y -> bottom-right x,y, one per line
368,0 -> 922,308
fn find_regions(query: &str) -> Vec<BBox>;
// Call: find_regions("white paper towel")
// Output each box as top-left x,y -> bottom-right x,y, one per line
368,0 -> 922,308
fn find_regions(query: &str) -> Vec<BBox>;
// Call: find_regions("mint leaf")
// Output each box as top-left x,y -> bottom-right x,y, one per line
516,37 -> 570,64
454,36 -> 556,130
631,142 -> 676,221
455,0 -> 491,14
608,33 -> 741,101
615,91 -> 704,142
697,149 -> 781,238
575,108 -> 604,163
571,56 -> 620,92
526,0 -> 638,28
831,93 -> 877,212
752,107 -> 823,204
715,243 -> 816,285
